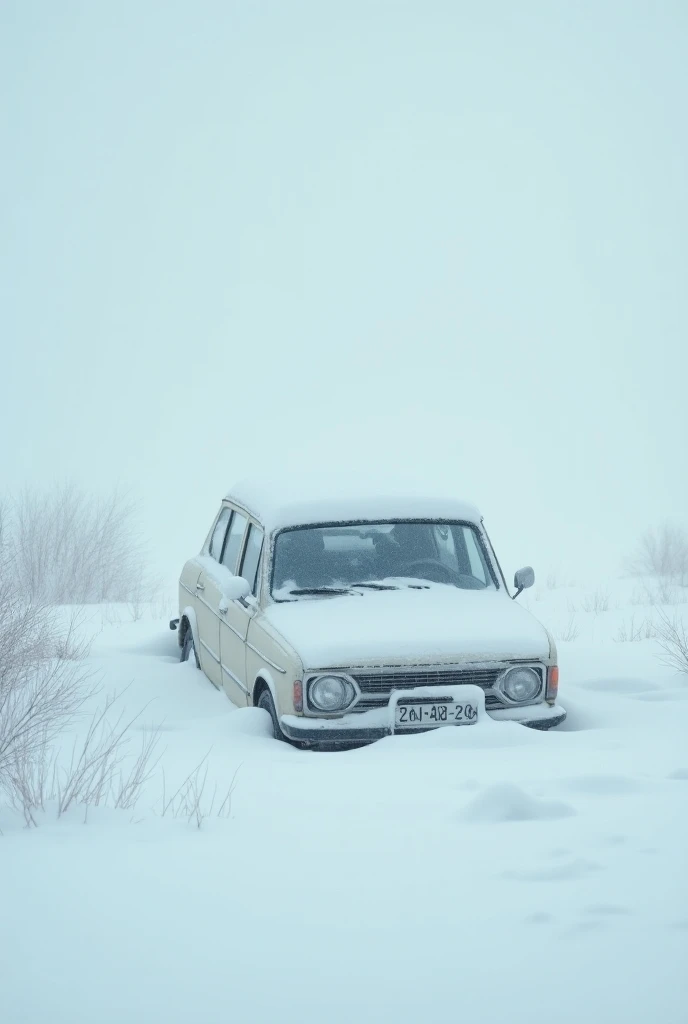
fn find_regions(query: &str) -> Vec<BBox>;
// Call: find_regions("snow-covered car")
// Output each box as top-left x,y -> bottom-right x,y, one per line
172,479 -> 566,747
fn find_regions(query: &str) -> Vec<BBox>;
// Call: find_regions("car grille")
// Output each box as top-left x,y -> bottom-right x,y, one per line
350,667 -> 509,712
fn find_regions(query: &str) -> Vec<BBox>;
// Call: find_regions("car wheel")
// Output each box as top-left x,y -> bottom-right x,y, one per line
257,687 -> 286,742
180,625 -> 200,668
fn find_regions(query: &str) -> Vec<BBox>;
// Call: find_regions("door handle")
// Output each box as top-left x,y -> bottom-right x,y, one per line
196,582 -> 205,592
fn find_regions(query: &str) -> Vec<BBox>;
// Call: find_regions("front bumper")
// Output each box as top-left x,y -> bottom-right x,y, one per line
281,700 -> 567,744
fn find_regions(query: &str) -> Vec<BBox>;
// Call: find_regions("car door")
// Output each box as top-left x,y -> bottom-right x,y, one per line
219,519 -> 264,706
194,506 -> 232,687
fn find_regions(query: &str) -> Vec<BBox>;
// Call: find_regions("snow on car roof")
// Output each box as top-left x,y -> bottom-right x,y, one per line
226,476 -> 482,532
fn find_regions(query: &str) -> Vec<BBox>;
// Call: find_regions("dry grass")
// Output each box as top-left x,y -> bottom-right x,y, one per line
614,616 -> 656,643
581,587 -> 611,615
545,570 -> 561,590
161,755 -> 242,829
6,687 -> 163,827
556,615 -> 580,642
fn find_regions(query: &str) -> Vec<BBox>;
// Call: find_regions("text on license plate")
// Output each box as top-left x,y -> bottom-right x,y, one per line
394,701 -> 479,728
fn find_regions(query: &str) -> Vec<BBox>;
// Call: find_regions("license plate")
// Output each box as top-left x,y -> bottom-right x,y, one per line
394,700 -> 479,729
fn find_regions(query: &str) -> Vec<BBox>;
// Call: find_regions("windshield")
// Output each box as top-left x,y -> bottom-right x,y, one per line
271,521 -> 496,598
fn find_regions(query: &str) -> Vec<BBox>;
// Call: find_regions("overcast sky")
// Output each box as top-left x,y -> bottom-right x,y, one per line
2,1 -> 686,583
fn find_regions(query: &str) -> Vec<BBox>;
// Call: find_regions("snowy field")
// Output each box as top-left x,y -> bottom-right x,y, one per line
2,581 -> 688,1024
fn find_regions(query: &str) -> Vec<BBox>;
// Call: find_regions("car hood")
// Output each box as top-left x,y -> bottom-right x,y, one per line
263,586 -> 550,668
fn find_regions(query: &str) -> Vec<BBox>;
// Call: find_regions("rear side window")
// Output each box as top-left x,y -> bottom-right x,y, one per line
221,512 -> 248,573
240,524 -> 264,594
209,507 -> 231,560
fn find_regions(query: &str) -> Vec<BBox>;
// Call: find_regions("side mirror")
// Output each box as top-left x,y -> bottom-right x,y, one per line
219,576 -> 251,612
512,566 -> 535,600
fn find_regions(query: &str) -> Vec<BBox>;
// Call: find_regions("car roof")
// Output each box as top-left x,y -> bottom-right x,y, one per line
225,476 -> 482,533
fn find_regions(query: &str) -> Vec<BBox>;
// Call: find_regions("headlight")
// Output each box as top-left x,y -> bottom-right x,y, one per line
309,675 -> 355,713
500,666 -> 541,703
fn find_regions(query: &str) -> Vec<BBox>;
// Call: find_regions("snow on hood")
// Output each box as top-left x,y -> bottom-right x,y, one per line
264,586 -> 550,668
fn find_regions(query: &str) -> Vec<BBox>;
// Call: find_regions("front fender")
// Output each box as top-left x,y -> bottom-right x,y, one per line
180,605 -> 200,650
252,668 -> 281,711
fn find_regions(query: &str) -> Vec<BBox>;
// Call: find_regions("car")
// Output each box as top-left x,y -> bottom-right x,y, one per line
171,478 -> 566,748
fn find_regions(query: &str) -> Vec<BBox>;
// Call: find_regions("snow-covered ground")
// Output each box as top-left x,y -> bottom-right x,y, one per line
2,582 -> 688,1024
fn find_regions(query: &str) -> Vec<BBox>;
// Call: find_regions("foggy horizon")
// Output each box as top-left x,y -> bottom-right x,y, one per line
2,1 -> 686,585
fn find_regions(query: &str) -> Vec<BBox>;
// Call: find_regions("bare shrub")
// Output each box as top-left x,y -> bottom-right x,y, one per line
0,513 -> 94,809
114,728 -> 162,810
6,688 -> 162,826
642,617 -> 656,639
653,579 -> 685,605
0,555 -> 162,823
581,588 -> 611,614
7,483 -> 158,605
51,609 -> 97,661
614,616 -> 655,643
126,574 -> 165,622
53,691 -> 160,816
102,604 -> 124,627
151,589 -> 174,622
626,523 -> 688,586
557,615 -> 580,642
127,596 -> 145,622
653,611 -> 688,675
0,655 -> 91,787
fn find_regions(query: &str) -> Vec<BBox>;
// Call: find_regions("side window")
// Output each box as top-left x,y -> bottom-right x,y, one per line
240,523 -> 264,595
209,507 -> 231,560
221,512 -> 248,573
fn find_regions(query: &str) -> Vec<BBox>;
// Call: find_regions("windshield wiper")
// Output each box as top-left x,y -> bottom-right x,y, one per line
350,581 -> 400,590
287,586 -> 352,596
381,577 -> 432,590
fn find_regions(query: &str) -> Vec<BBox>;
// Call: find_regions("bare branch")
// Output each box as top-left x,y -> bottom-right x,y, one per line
654,610 -> 688,675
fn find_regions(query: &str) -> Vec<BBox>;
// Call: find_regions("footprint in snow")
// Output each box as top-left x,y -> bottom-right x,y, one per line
584,903 -> 631,916
601,834 -> 628,847
460,783 -> 575,824
632,690 -> 688,702
562,774 -> 641,796
525,912 -> 554,925
504,858 -> 602,883
564,920 -> 604,937
577,677 -> 660,695
559,904 -> 631,938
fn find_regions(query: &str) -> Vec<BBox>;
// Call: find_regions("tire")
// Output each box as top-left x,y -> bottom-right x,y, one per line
180,624 -> 200,668
257,687 -> 285,742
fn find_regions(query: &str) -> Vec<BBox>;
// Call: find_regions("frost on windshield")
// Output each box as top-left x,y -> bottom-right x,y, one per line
271,521 -> 496,599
